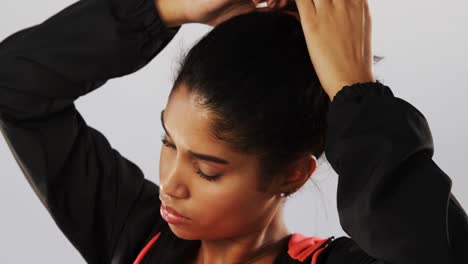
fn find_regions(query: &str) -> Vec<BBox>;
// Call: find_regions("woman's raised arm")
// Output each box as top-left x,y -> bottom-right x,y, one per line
0,0 -> 180,262
0,0 -> 295,262
296,0 -> 468,263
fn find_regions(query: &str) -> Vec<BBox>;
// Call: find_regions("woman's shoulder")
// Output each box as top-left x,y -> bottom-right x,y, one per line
275,234 -> 380,264
317,236 -> 382,264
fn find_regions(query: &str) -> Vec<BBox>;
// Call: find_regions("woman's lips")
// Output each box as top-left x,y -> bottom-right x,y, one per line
160,204 -> 191,225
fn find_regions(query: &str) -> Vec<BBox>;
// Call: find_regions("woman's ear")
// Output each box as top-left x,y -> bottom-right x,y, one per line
279,154 -> 317,197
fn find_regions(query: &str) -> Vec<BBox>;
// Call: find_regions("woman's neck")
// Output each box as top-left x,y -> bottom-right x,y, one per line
193,209 -> 290,264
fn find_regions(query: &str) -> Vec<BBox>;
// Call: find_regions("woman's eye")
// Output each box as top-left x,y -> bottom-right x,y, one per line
161,136 -> 175,149
196,169 -> 221,181
160,134 -> 222,181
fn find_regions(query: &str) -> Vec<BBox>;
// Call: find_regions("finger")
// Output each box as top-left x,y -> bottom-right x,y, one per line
276,0 -> 290,9
253,0 -> 301,15
209,2 -> 256,26
253,0 -> 287,10
268,0 -> 279,8
295,0 -> 316,15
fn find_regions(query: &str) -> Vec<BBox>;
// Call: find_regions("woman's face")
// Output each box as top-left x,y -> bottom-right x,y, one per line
159,85 -> 282,240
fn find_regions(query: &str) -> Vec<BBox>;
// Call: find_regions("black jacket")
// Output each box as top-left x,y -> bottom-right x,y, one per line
0,0 -> 467,263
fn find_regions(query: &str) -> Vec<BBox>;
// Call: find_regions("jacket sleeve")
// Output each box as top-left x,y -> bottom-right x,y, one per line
0,0 -> 179,262
325,82 -> 468,264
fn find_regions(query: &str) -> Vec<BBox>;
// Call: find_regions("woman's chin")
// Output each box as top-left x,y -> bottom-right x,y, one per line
168,224 -> 231,241
168,223 -> 203,240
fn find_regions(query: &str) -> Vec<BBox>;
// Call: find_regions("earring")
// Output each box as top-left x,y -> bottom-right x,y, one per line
281,187 -> 299,198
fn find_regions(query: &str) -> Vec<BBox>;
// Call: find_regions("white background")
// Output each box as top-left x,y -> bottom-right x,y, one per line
1,0 -> 467,262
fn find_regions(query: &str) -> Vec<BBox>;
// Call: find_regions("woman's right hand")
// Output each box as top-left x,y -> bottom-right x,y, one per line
155,0 -> 290,27
295,0 -> 375,101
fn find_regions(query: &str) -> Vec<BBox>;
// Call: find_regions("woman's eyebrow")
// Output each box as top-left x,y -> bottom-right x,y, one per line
160,110 -> 172,138
188,150 -> 229,165
160,110 -> 230,165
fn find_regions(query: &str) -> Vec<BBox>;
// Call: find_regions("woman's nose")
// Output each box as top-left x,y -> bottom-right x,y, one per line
160,162 -> 190,200
160,182 -> 189,200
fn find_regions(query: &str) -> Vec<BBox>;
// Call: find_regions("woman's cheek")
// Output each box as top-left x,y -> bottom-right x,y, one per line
208,187 -> 251,217
196,192 -> 241,226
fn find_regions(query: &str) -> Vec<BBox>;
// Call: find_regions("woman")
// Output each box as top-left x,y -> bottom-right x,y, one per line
0,0 -> 466,263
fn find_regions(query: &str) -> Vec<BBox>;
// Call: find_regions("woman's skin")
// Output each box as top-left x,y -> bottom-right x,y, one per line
154,0 -> 375,263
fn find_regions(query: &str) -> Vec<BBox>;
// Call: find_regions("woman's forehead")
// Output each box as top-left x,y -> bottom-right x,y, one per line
164,87 -> 212,140
164,88 -> 237,158
164,86 -> 261,167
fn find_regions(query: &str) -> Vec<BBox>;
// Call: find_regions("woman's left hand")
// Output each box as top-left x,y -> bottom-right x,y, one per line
155,0 -> 290,27
295,0 -> 376,101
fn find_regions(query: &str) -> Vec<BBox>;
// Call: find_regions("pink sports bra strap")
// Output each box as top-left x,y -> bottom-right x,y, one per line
288,233 -> 334,263
133,232 -> 162,264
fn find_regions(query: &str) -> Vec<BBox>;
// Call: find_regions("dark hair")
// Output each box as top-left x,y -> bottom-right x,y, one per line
172,12 -> 330,189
